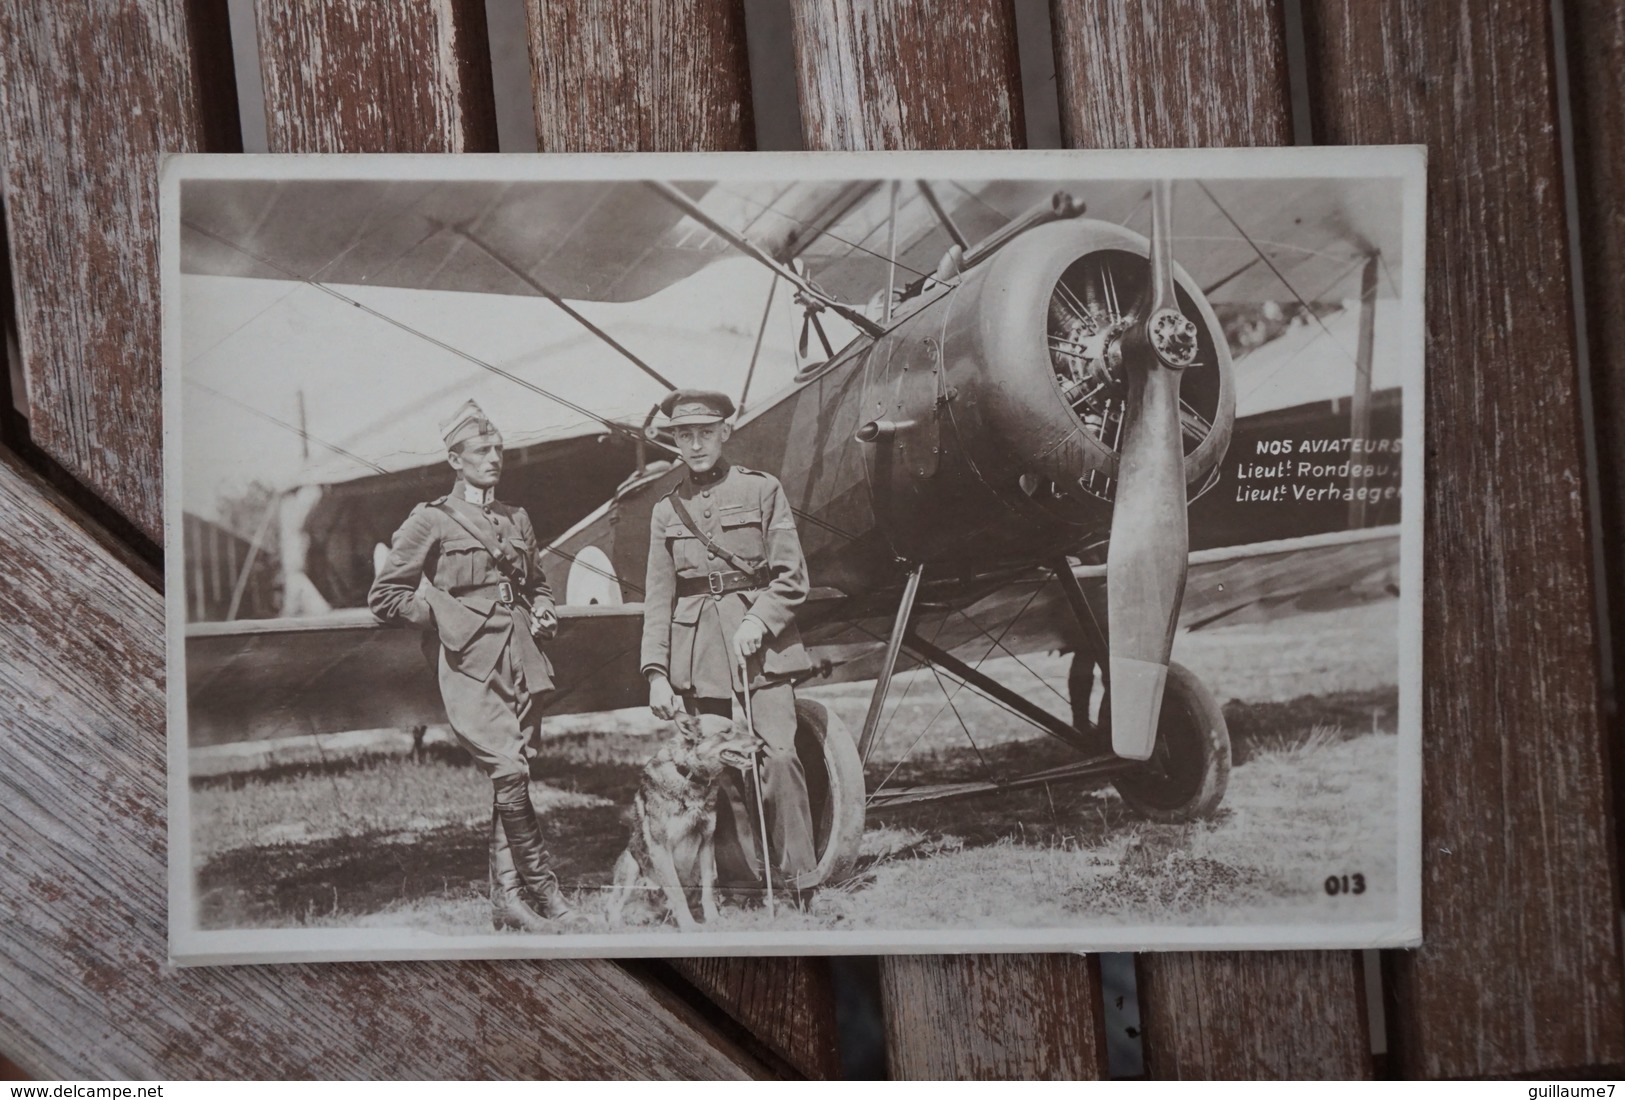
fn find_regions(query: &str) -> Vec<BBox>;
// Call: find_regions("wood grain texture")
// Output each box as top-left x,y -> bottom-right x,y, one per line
0,450 -> 762,1080
1303,0 -> 1625,1078
255,0 -> 498,153
1051,0 -> 1291,148
789,2 -> 1108,1079
0,0 -> 240,542
524,0 -> 754,152
1564,0 -> 1625,872
1137,952 -> 1369,1079
882,954 -> 1107,1079
675,956 -> 842,1078
1050,0 -> 1371,1079
790,0 -> 1025,150
521,1 -> 836,1072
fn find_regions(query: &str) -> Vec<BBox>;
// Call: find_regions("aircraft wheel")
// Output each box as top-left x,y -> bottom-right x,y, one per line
1102,661 -> 1230,823
790,697 -> 866,890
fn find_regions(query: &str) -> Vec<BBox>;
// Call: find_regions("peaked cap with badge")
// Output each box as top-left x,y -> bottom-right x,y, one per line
640,397 -> 818,883
659,388 -> 736,427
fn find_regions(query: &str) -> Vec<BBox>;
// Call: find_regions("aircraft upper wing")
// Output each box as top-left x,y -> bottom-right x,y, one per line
181,175 -> 1403,308
181,526 -> 1398,747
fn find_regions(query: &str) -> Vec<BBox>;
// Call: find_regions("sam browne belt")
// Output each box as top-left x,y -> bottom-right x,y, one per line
675,570 -> 763,598
452,581 -> 518,604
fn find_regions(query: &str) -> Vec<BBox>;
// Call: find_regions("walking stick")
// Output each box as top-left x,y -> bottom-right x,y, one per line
738,652 -> 775,919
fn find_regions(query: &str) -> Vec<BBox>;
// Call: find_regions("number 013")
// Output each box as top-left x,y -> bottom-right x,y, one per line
1325,873 -> 1366,896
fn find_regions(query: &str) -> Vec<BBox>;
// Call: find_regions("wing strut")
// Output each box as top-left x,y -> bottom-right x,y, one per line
645,181 -> 886,338
738,274 -> 778,415
916,181 -> 969,249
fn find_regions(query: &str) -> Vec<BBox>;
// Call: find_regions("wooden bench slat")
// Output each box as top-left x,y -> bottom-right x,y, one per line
676,956 -> 843,1078
0,451 -> 765,1079
1053,0 -> 1292,148
0,0 -> 241,542
1303,0 -> 1625,1078
520,2 -> 840,1075
255,0 -> 498,153
1137,952 -> 1370,1079
788,0 -> 1108,1078
524,0 -> 754,152
1050,0 -> 1372,1079
791,0 -> 1025,150
1563,0 -> 1625,872
882,954 -> 1108,1079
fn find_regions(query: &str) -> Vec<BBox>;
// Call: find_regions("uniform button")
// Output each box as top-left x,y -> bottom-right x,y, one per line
704,508 -> 713,518
702,489 -> 711,498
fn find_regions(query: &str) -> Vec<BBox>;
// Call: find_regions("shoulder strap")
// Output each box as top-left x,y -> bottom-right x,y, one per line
433,500 -> 527,588
665,490 -> 763,578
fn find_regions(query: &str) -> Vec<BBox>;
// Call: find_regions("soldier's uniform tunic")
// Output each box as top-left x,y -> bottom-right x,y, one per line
641,461 -> 818,881
369,483 -> 556,779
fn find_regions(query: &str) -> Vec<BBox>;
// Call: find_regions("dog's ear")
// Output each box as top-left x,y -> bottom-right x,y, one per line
671,713 -> 702,742
695,713 -> 735,741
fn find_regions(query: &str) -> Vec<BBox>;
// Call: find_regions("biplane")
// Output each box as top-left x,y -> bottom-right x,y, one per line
174,158 -> 1406,889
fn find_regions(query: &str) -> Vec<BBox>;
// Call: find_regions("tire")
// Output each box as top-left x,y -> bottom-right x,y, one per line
1102,661 -> 1230,823
789,697 -> 866,889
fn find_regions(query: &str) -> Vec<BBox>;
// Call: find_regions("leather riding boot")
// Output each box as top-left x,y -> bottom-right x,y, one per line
492,774 -> 577,921
488,808 -> 552,932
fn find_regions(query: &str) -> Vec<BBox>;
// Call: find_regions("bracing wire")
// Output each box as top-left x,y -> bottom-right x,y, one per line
186,380 -> 389,475
182,220 -> 668,454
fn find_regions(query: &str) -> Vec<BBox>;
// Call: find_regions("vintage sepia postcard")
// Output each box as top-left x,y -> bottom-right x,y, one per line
163,148 -> 1425,964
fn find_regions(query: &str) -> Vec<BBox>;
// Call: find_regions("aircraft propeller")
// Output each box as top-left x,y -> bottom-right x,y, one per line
1104,180 -> 1200,760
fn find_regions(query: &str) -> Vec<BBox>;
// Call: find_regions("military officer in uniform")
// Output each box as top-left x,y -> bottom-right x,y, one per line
369,399 -> 576,932
641,389 -> 818,892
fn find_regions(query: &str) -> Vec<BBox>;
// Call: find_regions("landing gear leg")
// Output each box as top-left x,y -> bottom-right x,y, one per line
1066,653 -> 1110,754
857,564 -> 925,766
1054,558 -> 1112,753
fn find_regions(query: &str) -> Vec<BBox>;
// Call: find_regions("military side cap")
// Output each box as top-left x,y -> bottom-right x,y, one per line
441,399 -> 500,449
659,388 -> 736,427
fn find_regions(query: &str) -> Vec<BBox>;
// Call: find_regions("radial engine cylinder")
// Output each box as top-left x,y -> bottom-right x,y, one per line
856,218 -> 1234,570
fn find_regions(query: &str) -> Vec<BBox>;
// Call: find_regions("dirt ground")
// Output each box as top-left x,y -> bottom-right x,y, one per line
191,598 -> 1404,936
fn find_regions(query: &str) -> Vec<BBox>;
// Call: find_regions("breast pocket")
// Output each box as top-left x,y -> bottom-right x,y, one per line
717,506 -> 765,561
435,535 -> 487,589
664,523 -> 705,572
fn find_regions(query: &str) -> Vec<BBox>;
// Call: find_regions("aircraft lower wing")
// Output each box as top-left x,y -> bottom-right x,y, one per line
182,526 -> 1398,746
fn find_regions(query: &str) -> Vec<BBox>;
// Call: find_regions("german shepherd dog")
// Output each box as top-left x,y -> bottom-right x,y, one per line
606,712 -> 756,930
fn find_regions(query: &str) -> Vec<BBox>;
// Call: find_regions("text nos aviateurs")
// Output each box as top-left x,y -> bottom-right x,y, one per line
1232,436 -> 1402,505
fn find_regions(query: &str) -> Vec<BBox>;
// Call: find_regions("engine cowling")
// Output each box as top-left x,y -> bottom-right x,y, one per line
857,218 -> 1234,570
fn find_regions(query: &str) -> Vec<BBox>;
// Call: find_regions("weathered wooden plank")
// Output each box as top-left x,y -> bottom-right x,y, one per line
789,1 -> 1109,1079
0,449 -> 763,1080
791,0 -> 1025,150
882,954 -> 1107,1079
1563,0 -> 1625,872
1303,0 -> 1625,1078
1049,0 -> 1371,1079
677,956 -> 843,1078
254,0 -> 497,153
0,0 -> 240,542
1136,952 -> 1370,1079
1052,0 -> 1291,148
521,2 -> 839,1075
524,0 -> 754,152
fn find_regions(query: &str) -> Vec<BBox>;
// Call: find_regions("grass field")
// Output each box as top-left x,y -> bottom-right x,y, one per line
191,598 -> 1403,935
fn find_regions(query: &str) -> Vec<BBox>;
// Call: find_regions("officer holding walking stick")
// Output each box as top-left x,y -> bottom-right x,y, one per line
640,389 -> 817,899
